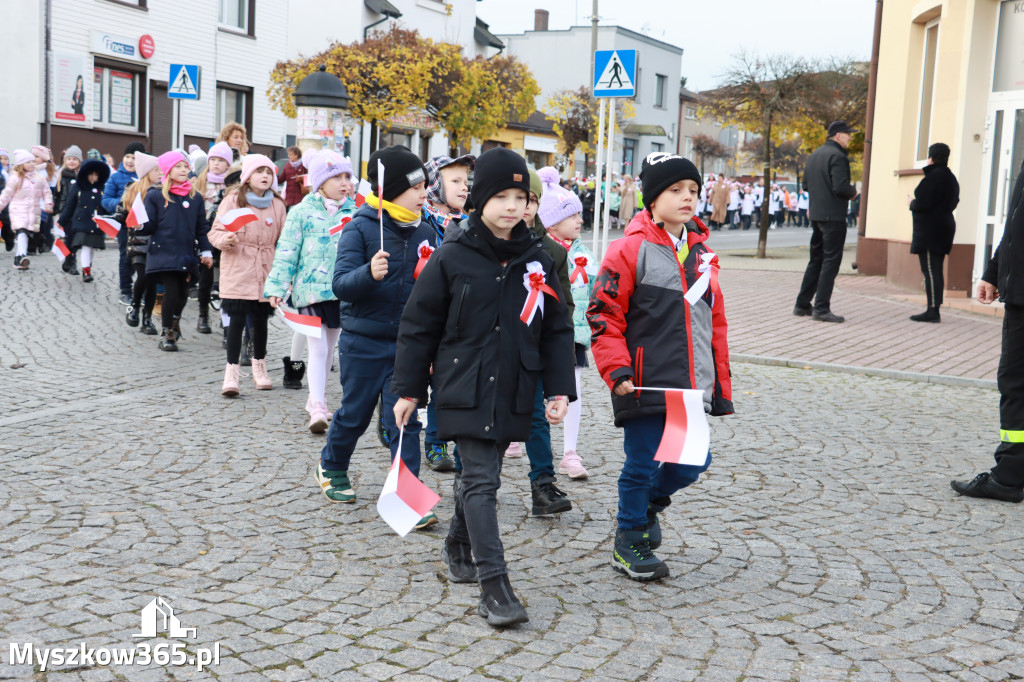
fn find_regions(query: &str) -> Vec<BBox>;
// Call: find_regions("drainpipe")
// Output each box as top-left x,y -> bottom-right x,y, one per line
364,16 -> 390,41
858,0 -> 883,240
43,0 -> 52,147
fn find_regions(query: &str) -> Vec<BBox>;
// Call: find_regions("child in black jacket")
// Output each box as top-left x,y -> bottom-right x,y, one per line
392,148 -> 577,628
57,159 -> 110,283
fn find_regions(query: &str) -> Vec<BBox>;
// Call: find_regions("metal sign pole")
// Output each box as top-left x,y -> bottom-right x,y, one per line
602,98 -> 616,257
593,98 -> 606,253
175,99 -> 181,150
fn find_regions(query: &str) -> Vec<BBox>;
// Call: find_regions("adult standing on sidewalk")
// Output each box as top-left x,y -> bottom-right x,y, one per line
794,121 -> 858,323
951,159 -> 1024,504
907,143 -> 959,323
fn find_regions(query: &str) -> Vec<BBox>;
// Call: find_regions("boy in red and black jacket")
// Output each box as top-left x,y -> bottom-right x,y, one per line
588,152 -> 733,581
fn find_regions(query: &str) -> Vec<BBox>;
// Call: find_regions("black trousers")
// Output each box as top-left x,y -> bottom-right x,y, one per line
226,310 -> 269,364
158,271 -> 189,330
448,436 -> 511,582
917,251 -> 945,309
796,220 -> 847,315
197,262 -> 214,317
117,228 -> 133,296
131,262 -> 156,313
993,303 -> 1024,487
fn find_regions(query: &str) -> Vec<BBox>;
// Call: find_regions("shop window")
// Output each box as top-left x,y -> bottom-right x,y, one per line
655,74 -> 666,109
916,20 -> 939,161
219,0 -> 255,36
93,61 -> 143,131
217,84 -> 252,133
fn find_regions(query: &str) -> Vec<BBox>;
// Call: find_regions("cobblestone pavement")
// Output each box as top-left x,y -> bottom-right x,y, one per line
2,251 -> 1023,681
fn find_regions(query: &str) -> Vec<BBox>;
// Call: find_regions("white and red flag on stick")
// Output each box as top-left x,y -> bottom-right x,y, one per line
329,216 -> 351,237
377,427 -> 441,536
51,238 -> 70,263
278,309 -> 322,339
220,207 -> 258,232
631,387 -> 711,466
93,215 -> 121,238
126,192 -> 149,228
354,178 -> 373,207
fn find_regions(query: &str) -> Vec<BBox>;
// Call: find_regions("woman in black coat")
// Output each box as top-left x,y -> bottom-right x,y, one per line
58,159 -> 110,283
908,142 -> 960,323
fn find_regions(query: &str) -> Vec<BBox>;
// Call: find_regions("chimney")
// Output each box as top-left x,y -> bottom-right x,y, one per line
534,9 -> 549,31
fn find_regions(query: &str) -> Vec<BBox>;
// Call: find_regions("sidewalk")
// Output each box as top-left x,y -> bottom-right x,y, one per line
718,243 -> 1002,386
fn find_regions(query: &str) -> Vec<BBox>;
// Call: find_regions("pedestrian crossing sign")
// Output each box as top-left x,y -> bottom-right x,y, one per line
593,50 -> 636,98
168,64 -> 201,100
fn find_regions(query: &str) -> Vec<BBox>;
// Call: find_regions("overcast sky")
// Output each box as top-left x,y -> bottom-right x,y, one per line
477,0 -> 877,92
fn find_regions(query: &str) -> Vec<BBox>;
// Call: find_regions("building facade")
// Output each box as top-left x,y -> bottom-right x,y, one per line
859,0 -> 1024,295
498,16 -> 682,177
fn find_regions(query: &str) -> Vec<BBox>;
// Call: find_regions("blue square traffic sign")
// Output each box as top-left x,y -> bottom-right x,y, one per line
168,64 -> 201,100
593,50 -> 636,98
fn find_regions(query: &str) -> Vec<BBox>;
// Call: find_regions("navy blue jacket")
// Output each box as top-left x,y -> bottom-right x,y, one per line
332,203 -> 434,340
101,164 -> 137,213
58,160 -> 110,237
135,187 -> 212,275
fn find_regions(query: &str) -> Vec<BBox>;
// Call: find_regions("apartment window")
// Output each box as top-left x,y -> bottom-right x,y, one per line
917,19 -> 939,161
684,136 -> 694,158
92,60 -> 144,130
685,106 -> 697,120
219,0 -> 255,35
217,83 -> 252,132
655,74 -> 666,108
623,138 -> 637,174
651,142 -> 664,152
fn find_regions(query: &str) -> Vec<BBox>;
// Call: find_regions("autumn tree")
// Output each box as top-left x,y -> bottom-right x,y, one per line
691,133 -> 731,178
702,51 -> 817,257
545,86 -> 636,173
740,136 -> 807,184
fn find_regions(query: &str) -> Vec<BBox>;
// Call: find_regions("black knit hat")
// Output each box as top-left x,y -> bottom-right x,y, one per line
639,152 -> 702,210
928,142 -> 950,166
124,141 -> 146,157
470,147 -> 530,210
367,145 -> 427,202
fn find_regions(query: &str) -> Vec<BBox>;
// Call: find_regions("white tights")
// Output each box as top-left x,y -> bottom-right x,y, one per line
15,233 -> 27,257
307,326 -> 341,407
290,330 -> 307,361
79,245 -> 94,268
563,366 -> 583,455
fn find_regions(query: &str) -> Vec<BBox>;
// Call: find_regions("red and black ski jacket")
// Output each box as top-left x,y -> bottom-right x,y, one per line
587,210 -> 733,426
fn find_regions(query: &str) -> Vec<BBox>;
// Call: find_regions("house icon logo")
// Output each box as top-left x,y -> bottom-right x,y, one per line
132,597 -> 197,639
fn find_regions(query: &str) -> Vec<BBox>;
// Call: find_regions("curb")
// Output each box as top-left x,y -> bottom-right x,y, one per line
732,353 -> 998,390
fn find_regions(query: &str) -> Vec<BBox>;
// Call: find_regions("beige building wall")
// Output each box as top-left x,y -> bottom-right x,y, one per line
861,0 -> 1001,294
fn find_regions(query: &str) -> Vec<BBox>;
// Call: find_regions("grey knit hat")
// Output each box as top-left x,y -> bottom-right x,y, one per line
64,145 -> 83,162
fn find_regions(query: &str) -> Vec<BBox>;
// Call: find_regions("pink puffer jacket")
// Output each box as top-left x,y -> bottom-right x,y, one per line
0,172 -> 53,232
208,191 -> 286,301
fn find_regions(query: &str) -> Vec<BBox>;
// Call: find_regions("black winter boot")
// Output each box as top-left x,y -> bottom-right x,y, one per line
196,314 -> 212,334
441,536 -> 478,583
530,475 -> 572,516
158,329 -> 178,352
140,312 -> 158,335
646,496 -> 671,550
612,525 -> 668,581
910,307 -> 941,323
478,574 -> 528,627
282,356 -> 306,389
125,305 -> 140,327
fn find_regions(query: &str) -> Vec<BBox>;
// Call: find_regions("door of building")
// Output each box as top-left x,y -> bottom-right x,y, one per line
149,81 -> 172,152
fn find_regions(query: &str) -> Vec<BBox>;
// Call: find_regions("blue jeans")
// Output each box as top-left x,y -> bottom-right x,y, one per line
618,413 -> 711,528
321,331 -> 421,476
524,380 -> 555,482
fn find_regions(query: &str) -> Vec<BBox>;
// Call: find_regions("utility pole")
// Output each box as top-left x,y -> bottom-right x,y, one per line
588,0 -> 599,175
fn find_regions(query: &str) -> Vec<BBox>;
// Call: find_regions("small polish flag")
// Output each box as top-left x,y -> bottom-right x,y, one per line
329,216 -> 351,237
650,388 -> 711,467
93,215 -> 121,238
220,207 -> 259,232
376,428 -> 441,536
51,238 -> 70,263
126,192 -> 149,228
53,224 -> 66,238
278,309 -> 322,339
354,178 -> 373,207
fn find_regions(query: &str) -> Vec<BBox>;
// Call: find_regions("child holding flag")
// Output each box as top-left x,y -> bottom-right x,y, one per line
0,150 -> 53,270
313,145 -> 435,526
115,151 -> 161,334
208,155 -> 286,395
392,148 -> 576,627
265,150 -> 356,432
588,152 -> 733,582
56,159 -> 110,283
536,166 -> 596,480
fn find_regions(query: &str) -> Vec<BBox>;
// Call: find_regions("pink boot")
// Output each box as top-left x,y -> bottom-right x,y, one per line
221,363 -> 240,397
504,442 -> 523,458
308,403 -> 331,434
252,358 -> 272,390
558,450 -> 589,479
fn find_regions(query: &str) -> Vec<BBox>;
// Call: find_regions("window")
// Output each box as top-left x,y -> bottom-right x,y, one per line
655,74 -> 666,108
685,106 -> 697,120
623,138 -> 637,175
219,0 -> 254,35
684,136 -> 694,158
216,83 -> 252,132
92,61 -> 143,130
651,142 -> 664,152
917,19 -> 939,161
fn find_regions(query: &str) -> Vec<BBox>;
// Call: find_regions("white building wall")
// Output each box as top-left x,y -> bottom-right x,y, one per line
1,2 -> 44,147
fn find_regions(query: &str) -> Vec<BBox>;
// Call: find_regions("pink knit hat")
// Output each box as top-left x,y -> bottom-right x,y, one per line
308,150 -> 352,194
12,149 -> 34,166
134,151 -> 160,179
207,141 -> 234,164
537,166 -> 582,228
240,154 -> 276,186
31,145 -> 51,161
157,150 -> 189,177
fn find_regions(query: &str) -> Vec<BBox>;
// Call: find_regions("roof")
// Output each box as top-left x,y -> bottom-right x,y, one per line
680,88 -> 701,102
496,24 -> 683,55
506,110 -> 557,134
475,18 -> 504,50
364,0 -> 401,18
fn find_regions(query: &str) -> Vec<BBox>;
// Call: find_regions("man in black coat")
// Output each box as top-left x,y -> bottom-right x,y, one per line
907,142 -> 959,322
952,159 -> 1024,503
794,121 -> 858,323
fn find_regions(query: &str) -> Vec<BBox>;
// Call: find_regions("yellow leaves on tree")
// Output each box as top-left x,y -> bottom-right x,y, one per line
544,86 -> 636,159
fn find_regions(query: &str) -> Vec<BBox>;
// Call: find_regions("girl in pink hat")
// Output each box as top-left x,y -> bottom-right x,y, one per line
0,150 -> 53,269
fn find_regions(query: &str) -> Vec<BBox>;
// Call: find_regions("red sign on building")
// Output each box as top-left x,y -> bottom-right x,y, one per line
138,34 -> 154,60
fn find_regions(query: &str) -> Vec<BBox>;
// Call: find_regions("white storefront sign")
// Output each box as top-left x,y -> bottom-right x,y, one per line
91,30 -> 145,62
523,134 -> 557,154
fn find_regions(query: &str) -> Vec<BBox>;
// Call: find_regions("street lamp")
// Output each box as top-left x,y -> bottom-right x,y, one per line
293,64 -> 352,156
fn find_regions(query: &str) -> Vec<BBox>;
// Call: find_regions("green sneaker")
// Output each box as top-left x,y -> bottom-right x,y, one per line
414,511 -> 439,531
425,443 -> 455,472
314,464 -> 355,503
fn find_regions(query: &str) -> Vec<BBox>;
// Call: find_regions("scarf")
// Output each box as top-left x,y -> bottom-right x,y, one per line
548,233 -> 573,251
424,200 -> 465,227
322,196 -> 343,217
289,160 -> 302,169
469,213 -> 534,263
364,194 -> 421,227
206,171 -> 226,185
246,190 -> 273,209
169,180 -> 192,197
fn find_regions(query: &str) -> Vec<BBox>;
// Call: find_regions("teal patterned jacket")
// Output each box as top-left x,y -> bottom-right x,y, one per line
263,192 -> 356,307
567,239 -> 598,347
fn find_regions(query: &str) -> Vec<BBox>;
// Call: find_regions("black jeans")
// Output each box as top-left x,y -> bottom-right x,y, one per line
226,309 -> 269,364
448,436 -> 511,582
117,228 -> 133,296
197,262 -> 215,318
796,220 -> 847,315
158,271 -> 189,330
994,304 -> 1024,487
131,262 -> 156,313
917,251 -> 945,309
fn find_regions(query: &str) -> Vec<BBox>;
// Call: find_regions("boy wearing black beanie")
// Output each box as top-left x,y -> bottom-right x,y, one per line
588,152 -> 734,581
391,147 -> 576,627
